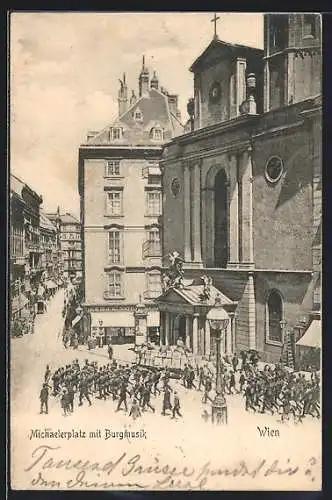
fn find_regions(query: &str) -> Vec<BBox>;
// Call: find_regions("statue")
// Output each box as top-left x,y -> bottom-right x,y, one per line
199,275 -> 213,301
162,251 -> 185,291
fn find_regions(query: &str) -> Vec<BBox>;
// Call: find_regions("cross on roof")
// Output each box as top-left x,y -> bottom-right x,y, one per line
211,13 -> 220,40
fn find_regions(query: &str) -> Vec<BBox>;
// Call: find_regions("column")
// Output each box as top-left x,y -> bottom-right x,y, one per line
240,148 -> 254,265
205,318 -> 211,357
183,162 -> 191,262
247,272 -> 256,350
230,313 -> 237,353
160,311 -> 165,345
185,316 -> 191,350
191,161 -> 202,264
225,319 -> 232,355
236,58 -> 247,112
192,313 -> 199,355
264,60 -> 270,112
164,313 -> 169,346
228,154 -> 239,265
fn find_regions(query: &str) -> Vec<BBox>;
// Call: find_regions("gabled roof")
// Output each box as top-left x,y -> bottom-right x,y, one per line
156,284 -> 235,307
189,37 -> 263,73
60,213 -> 80,224
86,88 -> 184,147
40,212 -> 57,232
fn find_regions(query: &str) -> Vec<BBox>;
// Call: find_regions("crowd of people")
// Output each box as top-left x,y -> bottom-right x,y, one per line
39,345 -> 320,426
39,359 -> 183,420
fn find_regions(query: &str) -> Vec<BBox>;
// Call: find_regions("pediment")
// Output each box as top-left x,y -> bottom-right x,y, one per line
155,288 -> 190,305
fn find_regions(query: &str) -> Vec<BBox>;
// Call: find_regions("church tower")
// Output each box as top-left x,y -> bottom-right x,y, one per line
264,14 -> 321,111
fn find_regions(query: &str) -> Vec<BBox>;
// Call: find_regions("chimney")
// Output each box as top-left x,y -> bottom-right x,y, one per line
139,56 -> 150,98
167,94 -> 179,116
118,72 -> 128,116
130,90 -> 137,106
150,70 -> 159,90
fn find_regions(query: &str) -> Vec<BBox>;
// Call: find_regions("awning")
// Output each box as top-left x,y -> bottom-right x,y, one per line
90,311 -> 135,328
72,315 -> 83,327
45,280 -> 57,289
147,311 -> 160,327
296,320 -> 321,348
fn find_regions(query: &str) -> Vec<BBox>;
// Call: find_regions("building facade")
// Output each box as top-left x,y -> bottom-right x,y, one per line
39,212 -> 59,281
47,211 -> 83,280
10,174 -> 44,320
158,13 -> 321,363
79,57 -> 183,344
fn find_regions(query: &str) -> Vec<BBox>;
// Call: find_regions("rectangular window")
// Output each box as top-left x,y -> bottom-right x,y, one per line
111,128 -> 122,140
108,231 -> 121,264
153,128 -> 163,141
303,14 -> 317,38
148,175 -> 161,185
147,272 -> 161,293
105,160 -> 121,177
107,271 -> 122,297
146,191 -> 161,216
106,190 -> 123,216
148,229 -> 161,256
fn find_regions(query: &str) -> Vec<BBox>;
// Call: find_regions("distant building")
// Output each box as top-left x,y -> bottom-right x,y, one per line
39,212 -> 59,280
79,57 -> 183,344
157,14 -> 321,363
10,174 -> 43,318
47,211 -> 83,280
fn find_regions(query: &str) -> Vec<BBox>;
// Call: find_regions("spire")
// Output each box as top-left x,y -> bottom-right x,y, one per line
139,55 -> 150,97
118,72 -> 128,116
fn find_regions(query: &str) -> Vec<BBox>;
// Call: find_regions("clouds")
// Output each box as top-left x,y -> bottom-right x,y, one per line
10,12 -> 263,217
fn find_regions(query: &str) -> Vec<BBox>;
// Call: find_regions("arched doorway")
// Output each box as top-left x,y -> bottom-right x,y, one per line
173,314 -> 187,344
214,169 -> 228,267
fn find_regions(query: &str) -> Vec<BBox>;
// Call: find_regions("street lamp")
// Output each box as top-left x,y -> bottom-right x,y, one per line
98,319 -> 104,348
206,294 -> 229,425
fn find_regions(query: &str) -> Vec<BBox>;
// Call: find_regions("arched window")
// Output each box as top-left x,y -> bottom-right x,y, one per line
266,290 -> 283,344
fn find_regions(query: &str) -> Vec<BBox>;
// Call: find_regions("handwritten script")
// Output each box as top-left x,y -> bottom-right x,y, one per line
23,445 -> 320,490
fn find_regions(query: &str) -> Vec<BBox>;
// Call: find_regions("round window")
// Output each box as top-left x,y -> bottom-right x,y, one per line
171,178 -> 181,197
265,156 -> 283,183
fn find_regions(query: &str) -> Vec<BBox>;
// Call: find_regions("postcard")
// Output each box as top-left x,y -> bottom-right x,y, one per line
10,11 -> 322,491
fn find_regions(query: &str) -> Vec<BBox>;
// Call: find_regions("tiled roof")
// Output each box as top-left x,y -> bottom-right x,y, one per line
60,213 -> 80,224
87,89 -> 183,147
40,212 -> 57,231
160,284 -> 234,307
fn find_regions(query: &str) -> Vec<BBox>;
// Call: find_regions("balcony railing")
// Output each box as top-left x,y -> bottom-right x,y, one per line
142,240 -> 161,259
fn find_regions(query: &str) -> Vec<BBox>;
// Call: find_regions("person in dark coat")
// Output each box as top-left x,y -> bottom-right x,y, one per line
78,375 -> 92,407
116,379 -> 129,412
203,375 -> 212,403
60,387 -> 70,416
141,383 -> 155,413
44,365 -> 51,383
162,384 -> 172,415
40,382 -> 51,414
232,354 -> 239,372
108,344 -> 113,361
171,391 -> 182,419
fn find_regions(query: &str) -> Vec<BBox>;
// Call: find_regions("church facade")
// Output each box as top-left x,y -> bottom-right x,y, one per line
157,14 -> 321,363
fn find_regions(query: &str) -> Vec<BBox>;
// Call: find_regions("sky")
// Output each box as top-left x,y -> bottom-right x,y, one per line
10,12 -> 263,218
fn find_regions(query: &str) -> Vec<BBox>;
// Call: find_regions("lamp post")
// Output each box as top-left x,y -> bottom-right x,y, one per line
98,319 -> 104,348
279,319 -> 287,364
206,295 -> 229,425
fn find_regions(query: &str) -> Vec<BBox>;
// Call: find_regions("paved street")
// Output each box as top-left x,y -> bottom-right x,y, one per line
10,288 -> 322,432
10,287 -> 321,490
